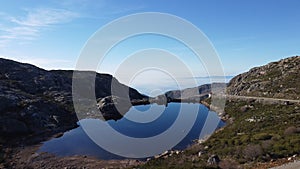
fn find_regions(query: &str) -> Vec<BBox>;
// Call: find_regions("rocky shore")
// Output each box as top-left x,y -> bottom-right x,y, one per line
0,58 -> 218,168
0,58 -> 149,168
0,58 -> 148,136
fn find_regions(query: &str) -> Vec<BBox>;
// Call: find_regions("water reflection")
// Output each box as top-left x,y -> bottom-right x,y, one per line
39,103 -> 224,159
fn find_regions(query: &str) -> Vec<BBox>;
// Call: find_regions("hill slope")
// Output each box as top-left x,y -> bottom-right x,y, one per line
0,58 -> 146,137
141,56 -> 300,169
227,56 -> 300,100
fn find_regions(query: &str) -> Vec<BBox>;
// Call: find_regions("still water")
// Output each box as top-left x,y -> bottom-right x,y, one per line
39,103 -> 225,159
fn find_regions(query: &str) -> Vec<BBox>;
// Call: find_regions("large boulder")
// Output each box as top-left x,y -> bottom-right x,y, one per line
207,154 -> 220,165
97,96 -> 132,121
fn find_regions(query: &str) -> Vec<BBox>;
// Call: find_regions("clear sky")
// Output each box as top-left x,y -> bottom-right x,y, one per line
1,0 -> 299,92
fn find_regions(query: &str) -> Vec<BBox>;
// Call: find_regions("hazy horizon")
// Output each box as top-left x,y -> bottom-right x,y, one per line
1,0 -> 299,86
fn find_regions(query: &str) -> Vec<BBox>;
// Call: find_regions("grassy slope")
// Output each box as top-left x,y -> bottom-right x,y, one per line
202,101 -> 300,167
137,100 -> 300,169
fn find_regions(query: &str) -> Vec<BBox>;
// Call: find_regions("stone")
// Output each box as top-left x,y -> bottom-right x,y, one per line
207,154 -> 220,165
98,96 -> 132,121
198,151 -> 205,157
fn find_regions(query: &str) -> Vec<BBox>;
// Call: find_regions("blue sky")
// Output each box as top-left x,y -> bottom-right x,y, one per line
0,0 -> 300,92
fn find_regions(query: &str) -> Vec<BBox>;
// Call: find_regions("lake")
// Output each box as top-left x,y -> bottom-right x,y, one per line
39,103 -> 225,159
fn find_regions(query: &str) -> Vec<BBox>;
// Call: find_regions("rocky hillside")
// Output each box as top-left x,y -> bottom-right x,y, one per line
140,56 -> 300,169
157,83 -> 226,103
165,84 -> 212,99
227,56 -> 300,100
0,58 -> 146,138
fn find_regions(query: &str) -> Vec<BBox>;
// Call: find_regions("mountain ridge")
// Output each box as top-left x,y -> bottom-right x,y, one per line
227,56 -> 300,100
0,58 -> 146,137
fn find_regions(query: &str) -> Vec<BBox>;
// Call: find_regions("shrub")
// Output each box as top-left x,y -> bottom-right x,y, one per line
218,159 -> 239,169
243,144 -> 263,160
271,134 -> 282,141
240,135 -> 250,143
261,140 -> 273,150
234,139 -> 241,146
284,126 -> 300,135
253,133 -> 272,140
289,138 -> 300,145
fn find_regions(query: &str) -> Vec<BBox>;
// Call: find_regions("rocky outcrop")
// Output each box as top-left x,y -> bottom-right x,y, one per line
161,83 -> 226,103
207,154 -> 220,165
97,96 -> 132,121
0,58 -> 147,138
227,56 -> 300,100
165,84 -> 211,99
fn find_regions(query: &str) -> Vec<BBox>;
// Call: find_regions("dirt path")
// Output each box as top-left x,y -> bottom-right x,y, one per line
270,160 -> 300,169
226,95 -> 300,103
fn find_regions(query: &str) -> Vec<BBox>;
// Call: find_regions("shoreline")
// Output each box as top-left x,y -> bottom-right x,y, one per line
1,99 -> 214,168
4,96 -> 298,168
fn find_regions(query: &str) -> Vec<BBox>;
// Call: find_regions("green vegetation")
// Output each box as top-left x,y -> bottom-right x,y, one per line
203,101 -> 299,163
137,57 -> 300,168
137,100 -> 300,168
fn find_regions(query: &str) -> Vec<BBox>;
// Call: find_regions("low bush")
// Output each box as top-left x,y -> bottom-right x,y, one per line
253,133 -> 272,140
284,126 -> 300,135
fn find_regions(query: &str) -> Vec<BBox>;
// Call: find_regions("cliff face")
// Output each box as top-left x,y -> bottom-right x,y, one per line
227,56 -> 300,100
0,58 -> 146,137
